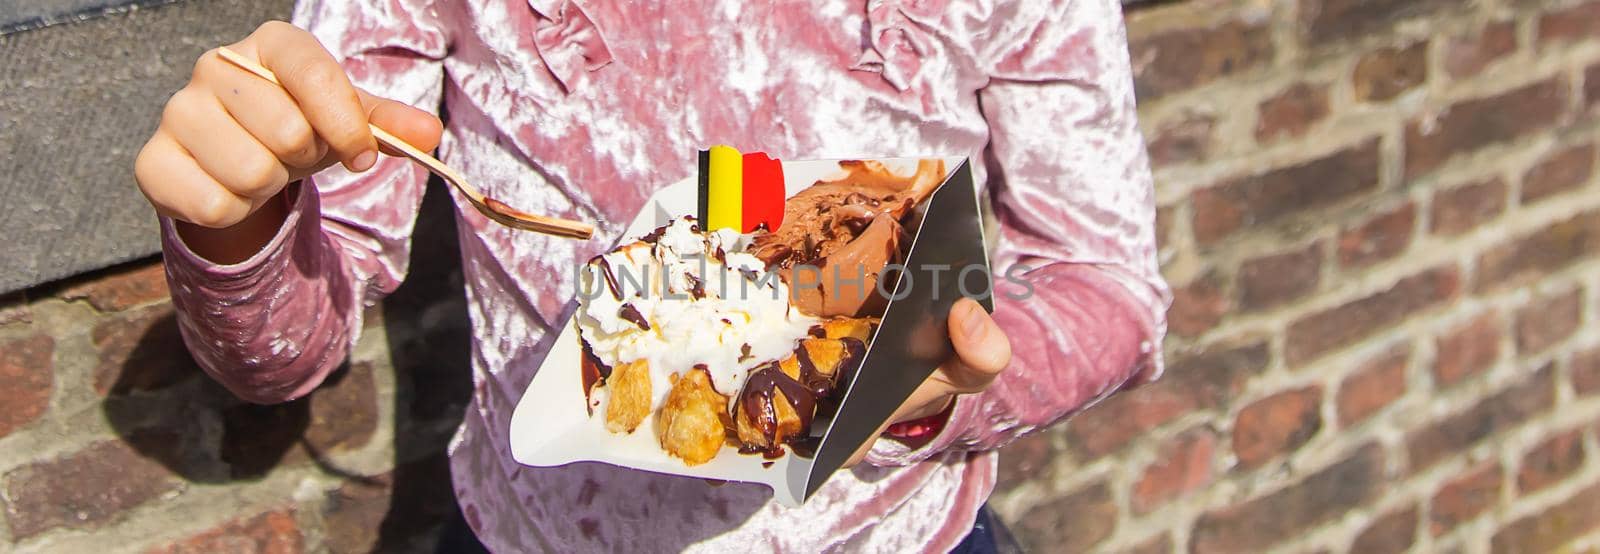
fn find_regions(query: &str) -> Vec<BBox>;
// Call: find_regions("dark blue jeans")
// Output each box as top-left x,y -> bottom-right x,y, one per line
436,504 -> 1017,553
950,504 -> 1020,554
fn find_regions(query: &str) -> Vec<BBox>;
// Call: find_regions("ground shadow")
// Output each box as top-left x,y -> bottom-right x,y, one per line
369,177 -> 476,552
101,179 -> 475,552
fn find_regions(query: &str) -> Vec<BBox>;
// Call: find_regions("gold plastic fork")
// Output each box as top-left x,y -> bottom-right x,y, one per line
215,47 -> 593,240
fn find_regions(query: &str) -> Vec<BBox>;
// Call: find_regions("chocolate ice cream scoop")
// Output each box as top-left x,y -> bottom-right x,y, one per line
751,159 -> 945,318
783,213 -> 907,317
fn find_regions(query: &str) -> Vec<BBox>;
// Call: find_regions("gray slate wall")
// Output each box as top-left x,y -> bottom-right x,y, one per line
0,0 -> 293,294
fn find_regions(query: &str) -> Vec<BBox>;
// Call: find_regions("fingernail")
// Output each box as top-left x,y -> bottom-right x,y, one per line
351,150 -> 378,171
960,301 -> 987,341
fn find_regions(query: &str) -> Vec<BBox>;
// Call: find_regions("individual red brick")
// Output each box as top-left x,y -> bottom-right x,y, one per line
2,437 -> 182,539
1434,311 -> 1502,387
1518,429 -> 1585,494
1353,505 -> 1419,553
1475,210 -> 1600,291
323,455 -> 458,554
222,363 -> 377,477
1408,367 -> 1554,472
1514,287 -> 1583,355
1338,202 -> 1415,268
997,431 -> 1056,492
1132,426 -> 1217,513
1238,242 -> 1321,310
1287,265 -> 1460,364
1013,481 -> 1117,553
1066,341 -> 1270,457
146,509 -> 303,554
60,261 -> 169,312
1492,481 -> 1600,553
1405,79 -> 1568,179
1256,82 -> 1330,141
1156,205 -> 1176,247
92,305 -> 199,396
0,334 -> 53,439
1539,1 -> 1600,44
1522,143 -> 1595,203
1147,112 -> 1216,167
1444,21 -> 1517,78
1587,62 -> 1600,109
1338,346 -> 1409,426
1233,386 -> 1323,468
1131,20 -> 1274,101
1575,345 -> 1600,395
1432,462 -> 1502,535
1431,178 -> 1507,236
1497,484 -> 1597,554
1353,42 -> 1428,102
1191,444 -> 1383,553
1302,0 -> 1461,42
1194,139 -> 1381,244
1169,270 -> 1228,337
323,478 -> 389,554
307,362 -> 378,453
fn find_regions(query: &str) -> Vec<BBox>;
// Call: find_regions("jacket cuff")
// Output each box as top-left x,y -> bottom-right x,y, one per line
159,182 -> 310,287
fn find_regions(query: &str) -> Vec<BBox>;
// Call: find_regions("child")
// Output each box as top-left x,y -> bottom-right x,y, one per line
134,1 -> 1170,551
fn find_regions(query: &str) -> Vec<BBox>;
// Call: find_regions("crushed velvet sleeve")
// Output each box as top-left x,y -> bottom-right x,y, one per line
159,1 -> 446,403
866,0 -> 1171,466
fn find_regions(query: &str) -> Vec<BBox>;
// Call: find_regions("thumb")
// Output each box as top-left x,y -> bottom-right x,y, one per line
945,298 -> 1010,391
358,89 -> 444,155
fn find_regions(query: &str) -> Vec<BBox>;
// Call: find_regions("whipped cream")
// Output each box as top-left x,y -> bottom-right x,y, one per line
577,217 -> 818,409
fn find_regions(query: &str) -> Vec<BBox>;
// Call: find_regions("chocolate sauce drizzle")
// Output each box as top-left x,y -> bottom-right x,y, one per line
638,225 -> 668,243
734,337 -> 869,458
579,338 -> 612,413
737,363 -> 817,456
591,256 -> 624,301
793,345 -> 831,398
685,274 -> 706,299
837,337 -> 867,375
617,303 -> 649,331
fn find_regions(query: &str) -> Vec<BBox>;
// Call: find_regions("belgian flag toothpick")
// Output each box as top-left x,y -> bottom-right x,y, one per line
697,145 -> 785,233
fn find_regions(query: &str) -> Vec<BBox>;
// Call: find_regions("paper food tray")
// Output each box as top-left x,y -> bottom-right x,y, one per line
509,156 -> 991,506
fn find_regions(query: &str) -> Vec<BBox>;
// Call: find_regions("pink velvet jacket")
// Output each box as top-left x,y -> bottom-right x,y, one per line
159,0 -> 1170,551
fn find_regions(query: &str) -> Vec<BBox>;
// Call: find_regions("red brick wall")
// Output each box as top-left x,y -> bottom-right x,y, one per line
0,189 -> 469,552
5,1 -> 1600,552
988,0 -> 1600,552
